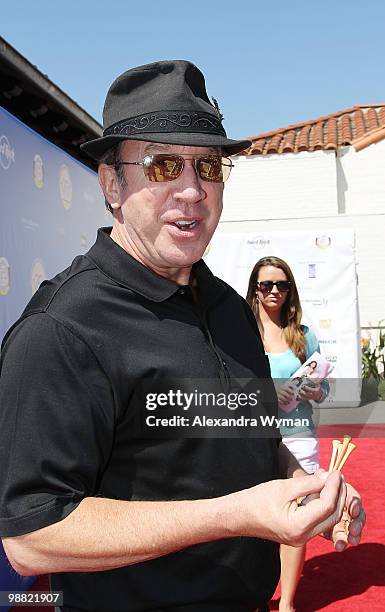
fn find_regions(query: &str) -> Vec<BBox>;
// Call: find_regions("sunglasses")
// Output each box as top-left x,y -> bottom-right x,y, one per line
256,280 -> 291,293
114,154 -> 233,183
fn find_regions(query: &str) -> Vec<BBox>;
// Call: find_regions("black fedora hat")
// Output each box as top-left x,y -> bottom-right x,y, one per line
80,60 -> 251,160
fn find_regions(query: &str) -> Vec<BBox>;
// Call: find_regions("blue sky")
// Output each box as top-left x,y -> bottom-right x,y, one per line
2,0 -> 385,139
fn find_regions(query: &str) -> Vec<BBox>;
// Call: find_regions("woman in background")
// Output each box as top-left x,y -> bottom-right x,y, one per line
246,256 -> 328,612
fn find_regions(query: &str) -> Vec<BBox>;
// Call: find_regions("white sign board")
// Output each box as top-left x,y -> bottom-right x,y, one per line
204,229 -> 360,404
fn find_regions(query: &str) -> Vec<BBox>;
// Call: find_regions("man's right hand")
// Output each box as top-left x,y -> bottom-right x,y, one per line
226,470 -> 346,547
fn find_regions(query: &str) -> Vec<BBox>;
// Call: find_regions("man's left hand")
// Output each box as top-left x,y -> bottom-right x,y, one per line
312,470 -> 366,551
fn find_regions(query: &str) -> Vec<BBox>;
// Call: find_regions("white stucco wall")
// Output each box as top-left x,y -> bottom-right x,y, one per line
221,147 -> 385,327
339,139 -> 385,216
222,150 -> 338,222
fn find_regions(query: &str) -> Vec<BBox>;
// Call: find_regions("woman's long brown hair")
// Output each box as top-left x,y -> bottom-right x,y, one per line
246,256 -> 306,363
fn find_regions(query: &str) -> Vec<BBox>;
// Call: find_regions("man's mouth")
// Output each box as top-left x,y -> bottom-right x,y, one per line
172,220 -> 198,231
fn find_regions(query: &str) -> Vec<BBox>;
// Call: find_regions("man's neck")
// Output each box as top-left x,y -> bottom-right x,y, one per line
110,224 -> 192,285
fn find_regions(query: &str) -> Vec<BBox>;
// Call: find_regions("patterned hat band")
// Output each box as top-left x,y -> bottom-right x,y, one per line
103,110 -> 227,137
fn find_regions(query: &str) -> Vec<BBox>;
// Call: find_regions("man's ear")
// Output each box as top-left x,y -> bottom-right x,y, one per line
98,164 -> 122,210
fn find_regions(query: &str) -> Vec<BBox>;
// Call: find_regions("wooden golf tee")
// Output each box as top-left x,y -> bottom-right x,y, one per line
333,441 -> 343,470
336,442 -> 356,471
329,440 -> 341,472
334,435 -> 352,471
297,435 -> 355,507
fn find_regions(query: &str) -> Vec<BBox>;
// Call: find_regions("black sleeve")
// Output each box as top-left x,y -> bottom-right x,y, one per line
0,313 -> 115,537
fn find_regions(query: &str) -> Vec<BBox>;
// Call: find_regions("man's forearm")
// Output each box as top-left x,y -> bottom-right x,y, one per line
2,495 -> 241,576
3,469 -> 350,577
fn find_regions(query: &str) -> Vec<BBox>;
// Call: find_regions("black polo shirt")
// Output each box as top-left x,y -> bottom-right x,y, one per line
0,228 -> 280,612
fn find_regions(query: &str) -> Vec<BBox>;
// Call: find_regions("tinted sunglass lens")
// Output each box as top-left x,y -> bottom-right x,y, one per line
277,281 -> 291,291
197,157 -> 223,182
144,155 -> 184,182
197,157 -> 233,182
259,281 -> 274,292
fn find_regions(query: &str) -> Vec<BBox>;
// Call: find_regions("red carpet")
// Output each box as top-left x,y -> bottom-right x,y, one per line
270,436 -> 385,611
12,437 -> 384,612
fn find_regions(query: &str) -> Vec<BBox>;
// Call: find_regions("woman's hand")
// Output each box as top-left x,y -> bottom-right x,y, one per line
298,380 -> 323,401
276,384 -> 295,407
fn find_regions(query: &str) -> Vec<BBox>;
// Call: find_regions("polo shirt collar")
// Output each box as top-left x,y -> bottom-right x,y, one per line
86,227 -> 227,305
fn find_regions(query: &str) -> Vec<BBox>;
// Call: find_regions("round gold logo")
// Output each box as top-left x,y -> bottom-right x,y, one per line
59,164 -> 72,209
0,257 -> 10,296
33,154 -> 44,188
315,235 -> 331,250
31,258 -> 46,295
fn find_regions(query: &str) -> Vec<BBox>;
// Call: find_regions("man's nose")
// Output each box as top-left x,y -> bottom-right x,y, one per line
172,160 -> 206,203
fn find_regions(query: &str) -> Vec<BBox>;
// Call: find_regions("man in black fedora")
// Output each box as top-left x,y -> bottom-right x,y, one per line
0,60 -> 365,612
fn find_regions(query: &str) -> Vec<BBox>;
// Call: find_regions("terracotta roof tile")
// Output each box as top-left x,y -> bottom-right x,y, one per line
312,121 -> 324,150
325,117 -> 337,149
266,133 -> 282,154
297,125 -> 311,152
354,108 -> 365,139
340,114 -> 352,144
280,129 -> 296,153
379,107 -> 385,125
239,104 -> 385,155
366,107 -> 379,131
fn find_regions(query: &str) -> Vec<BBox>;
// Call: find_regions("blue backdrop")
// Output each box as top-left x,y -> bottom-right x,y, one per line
0,105 -> 109,607
0,104 -> 109,340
